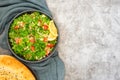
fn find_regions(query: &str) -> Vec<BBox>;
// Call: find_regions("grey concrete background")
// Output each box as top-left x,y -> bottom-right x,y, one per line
46,0 -> 120,80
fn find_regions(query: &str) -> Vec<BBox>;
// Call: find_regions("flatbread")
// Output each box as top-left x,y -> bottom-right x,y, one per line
0,55 -> 36,80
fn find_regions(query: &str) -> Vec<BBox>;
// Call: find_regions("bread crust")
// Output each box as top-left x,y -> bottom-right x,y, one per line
0,55 -> 36,80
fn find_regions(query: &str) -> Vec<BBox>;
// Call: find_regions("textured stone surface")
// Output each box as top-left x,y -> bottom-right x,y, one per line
46,0 -> 120,80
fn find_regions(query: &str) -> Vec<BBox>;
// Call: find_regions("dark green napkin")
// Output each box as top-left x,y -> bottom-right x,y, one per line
0,0 -> 65,80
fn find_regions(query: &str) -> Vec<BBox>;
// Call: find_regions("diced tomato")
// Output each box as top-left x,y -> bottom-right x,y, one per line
47,43 -> 54,48
38,20 -> 42,26
46,50 -> 50,56
15,38 -> 22,44
14,26 -> 19,30
31,46 -> 35,51
43,24 -> 48,30
43,37 -> 48,42
45,47 -> 50,56
29,37 -> 35,43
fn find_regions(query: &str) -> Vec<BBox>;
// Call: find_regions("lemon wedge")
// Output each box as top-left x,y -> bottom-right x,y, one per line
48,33 -> 57,41
49,20 -> 58,37
48,20 -> 58,41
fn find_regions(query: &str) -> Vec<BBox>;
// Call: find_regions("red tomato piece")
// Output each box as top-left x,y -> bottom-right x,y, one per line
14,26 -> 19,30
47,43 -> 54,48
45,47 -> 50,56
15,38 -> 22,44
31,46 -> 35,51
29,37 -> 35,43
46,50 -> 50,56
38,20 -> 42,26
43,37 -> 48,42
43,24 -> 48,30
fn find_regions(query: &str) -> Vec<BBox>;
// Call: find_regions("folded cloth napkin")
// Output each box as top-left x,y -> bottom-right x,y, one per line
0,0 -> 65,80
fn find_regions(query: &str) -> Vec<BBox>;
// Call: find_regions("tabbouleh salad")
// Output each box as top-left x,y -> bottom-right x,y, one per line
9,12 -> 58,61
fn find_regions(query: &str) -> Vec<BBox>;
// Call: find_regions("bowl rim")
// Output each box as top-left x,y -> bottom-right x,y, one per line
7,9 -> 59,63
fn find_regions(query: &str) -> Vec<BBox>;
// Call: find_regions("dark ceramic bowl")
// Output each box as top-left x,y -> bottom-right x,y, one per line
7,10 -> 59,63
